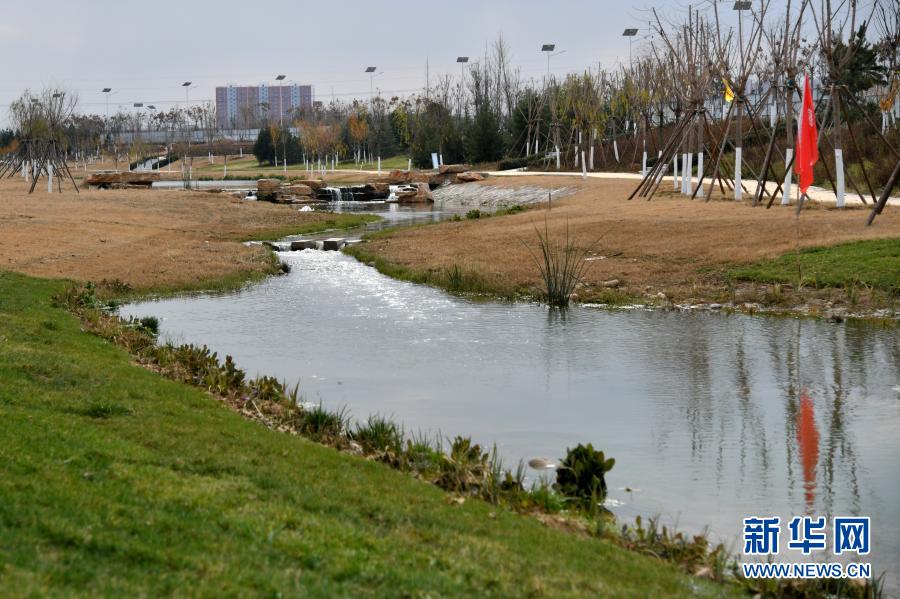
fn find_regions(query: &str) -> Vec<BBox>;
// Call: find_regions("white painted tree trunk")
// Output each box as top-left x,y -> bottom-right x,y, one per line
240,147 -> 243,158
782,149 -> 793,205
834,148 -> 845,208
408,158 -> 412,171
555,146 -> 560,169
378,156 -> 381,175
687,153 -> 694,195
581,150 -> 587,179
882,112 -> 888,135
673,155 -> 679,190
734,147 -> 743,201
642,151 -> 647,177
589,146 -> 594,171
48,163 -> 53,193
696,152 -> 704,198
613,140 -> 619,163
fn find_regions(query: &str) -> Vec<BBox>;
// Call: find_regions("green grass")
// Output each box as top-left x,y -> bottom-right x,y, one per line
730,237 -> 900,291
0,271 -> 733,597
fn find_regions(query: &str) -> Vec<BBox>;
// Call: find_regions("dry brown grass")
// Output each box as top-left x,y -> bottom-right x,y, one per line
360,177 -> 900,302
0,177 -> 350,291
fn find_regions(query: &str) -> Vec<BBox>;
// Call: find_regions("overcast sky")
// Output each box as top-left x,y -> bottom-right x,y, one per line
0,0 -> 792,124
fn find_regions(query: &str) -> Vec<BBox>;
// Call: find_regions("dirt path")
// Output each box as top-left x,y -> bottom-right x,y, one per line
0,178 -> 350,291
356,176 -> 900,306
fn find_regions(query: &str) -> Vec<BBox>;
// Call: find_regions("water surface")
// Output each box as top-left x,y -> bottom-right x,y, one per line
123,246 -> 900,588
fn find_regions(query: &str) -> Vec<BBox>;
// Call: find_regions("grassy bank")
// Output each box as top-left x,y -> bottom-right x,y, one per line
0,271 -> 730,596
730,238 -> 900,292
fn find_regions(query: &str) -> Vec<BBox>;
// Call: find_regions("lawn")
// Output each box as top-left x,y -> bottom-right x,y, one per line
0,272 -> 731,597
730,237 -> 900,291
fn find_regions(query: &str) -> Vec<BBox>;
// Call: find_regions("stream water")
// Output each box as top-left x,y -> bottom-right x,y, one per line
122,205 -> 900,588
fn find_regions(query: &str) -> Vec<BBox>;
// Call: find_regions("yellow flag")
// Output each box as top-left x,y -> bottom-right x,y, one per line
723,78 -> 735,103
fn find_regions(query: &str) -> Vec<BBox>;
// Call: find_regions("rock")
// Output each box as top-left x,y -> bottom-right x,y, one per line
528,458 -> 556,470
439,164 -> 469,174
84,171 -> 160,188
290,240 -> 317,251
322,238 -> 345,251
256,178 -> 281,201
363,181 -> 390,196
455,171 -> 485,182
293,179 -> 325,192
602,279 -> 620,288
397,182 -> 433,203
283,184 -> 313,196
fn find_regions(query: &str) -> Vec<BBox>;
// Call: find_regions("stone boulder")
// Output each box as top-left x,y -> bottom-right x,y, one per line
256,178 -> 281,201
439,164 -> 469,175
84,171 -> 160,189
292,179 -> 325,192
282,184 -> 314,196
454,171 -> 485,183
397,182 -> 434,203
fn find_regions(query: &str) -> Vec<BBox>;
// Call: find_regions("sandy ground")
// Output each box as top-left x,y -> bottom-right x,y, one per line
359,176 -> 900,304
0,177 -> 345,290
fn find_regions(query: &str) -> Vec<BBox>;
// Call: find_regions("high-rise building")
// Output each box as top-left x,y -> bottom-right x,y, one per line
215,84 -> 314,129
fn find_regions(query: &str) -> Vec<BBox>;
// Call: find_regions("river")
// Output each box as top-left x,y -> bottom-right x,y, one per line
121,203 -> 900,589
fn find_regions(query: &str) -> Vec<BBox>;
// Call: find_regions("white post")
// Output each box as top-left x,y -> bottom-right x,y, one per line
734,147 -> 743,200
47,163 -> 53,193
239,147 -> 243,158
673,155 -> 679,190
781,149 -> 793,205
581,150 -> 587,179
696,152 -> 704,198
834,148 -> 845,208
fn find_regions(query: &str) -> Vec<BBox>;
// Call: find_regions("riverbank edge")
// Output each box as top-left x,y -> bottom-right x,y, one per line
342,229 -> 899,325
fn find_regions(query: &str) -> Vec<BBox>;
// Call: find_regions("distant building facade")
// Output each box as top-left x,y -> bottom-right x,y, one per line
215,84 -> 314,130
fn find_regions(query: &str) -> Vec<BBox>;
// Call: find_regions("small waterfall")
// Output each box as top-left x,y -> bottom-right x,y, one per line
323,187 -> 342,202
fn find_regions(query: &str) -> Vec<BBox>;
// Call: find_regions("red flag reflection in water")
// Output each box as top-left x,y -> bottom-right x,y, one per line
797,388 -> 820,511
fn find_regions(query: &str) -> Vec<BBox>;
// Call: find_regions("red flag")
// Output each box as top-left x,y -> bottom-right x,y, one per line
794,75 -> 819,195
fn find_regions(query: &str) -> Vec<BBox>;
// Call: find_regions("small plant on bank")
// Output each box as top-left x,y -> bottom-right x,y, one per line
465,209 -> 482,220
353,414 -> 404,455
555,443 -> 615,509
300,404 -> 350,442
524,217 -> 597,307
436,436 -> 490,494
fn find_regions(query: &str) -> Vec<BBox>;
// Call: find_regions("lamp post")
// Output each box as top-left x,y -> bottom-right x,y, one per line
456,57 -> 469,120
182,82 -> 193,185
542,44 -> 565,167
101,88 -> 115,156
541,44 -> 566,81
733,1 -> 751,201
622,28 -> 638,66
365,66 -> 379,107
275,74 -> 286,170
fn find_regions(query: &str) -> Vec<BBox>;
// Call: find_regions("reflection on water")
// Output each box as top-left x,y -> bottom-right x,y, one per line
122,250 -> 900,589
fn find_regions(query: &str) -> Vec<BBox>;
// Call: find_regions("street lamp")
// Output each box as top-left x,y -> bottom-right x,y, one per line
456,57 -> 469,119
622,28 -> 638,66
733,0 -> 751,201
275,74 -> 287,170
365,66 -> 378,105
541,44 -> 566,80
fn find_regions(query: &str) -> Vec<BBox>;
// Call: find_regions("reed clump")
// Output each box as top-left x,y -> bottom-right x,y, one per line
524,217 -> 596,307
